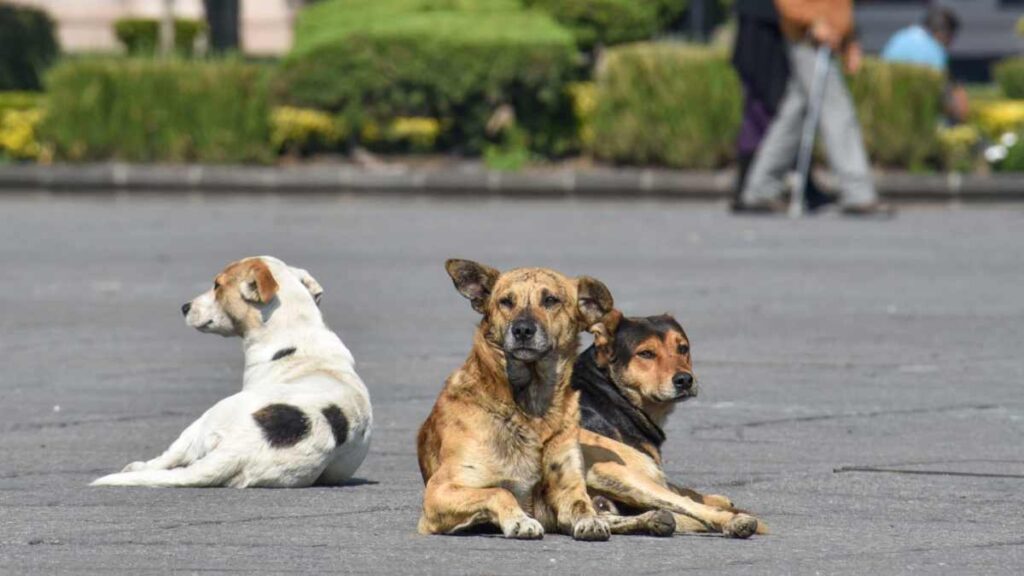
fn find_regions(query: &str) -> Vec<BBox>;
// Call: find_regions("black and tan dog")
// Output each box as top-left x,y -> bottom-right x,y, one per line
417,260 -> 675,540
574,312 -> 764,538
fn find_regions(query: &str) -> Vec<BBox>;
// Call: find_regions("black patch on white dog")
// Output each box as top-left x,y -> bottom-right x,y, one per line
252,404 -> 310,448
272,347 -> 297,361
321,405 -> 349,445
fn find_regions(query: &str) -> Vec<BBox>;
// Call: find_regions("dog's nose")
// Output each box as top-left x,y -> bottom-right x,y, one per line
181,302 -> 191,316
511,319 -> 537,342
673,372 -> 694,392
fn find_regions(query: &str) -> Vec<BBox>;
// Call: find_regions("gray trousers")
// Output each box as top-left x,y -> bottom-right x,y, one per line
741,42 -> 877,207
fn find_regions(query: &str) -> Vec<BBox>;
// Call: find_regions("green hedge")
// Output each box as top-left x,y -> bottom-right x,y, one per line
43,59 -> 270,163
590,43 -> 740,169
848,59 -> 943,169
524,0 -> 684,50
0,4 -> 58,91
114,18 -> 206,56
993,57 -> 1024,99
273,0 -> 578,154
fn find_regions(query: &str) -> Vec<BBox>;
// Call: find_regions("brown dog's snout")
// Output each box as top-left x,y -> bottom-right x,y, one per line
511,318 -> 538,343
181,302 -> 192,316
673,372 -> 694,394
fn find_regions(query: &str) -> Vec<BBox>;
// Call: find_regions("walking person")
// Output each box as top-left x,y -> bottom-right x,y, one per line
736,0 -> 894,216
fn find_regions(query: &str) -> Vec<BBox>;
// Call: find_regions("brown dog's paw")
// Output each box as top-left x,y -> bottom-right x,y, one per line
502,516 -> 544,540
703,494 -> 734,509
572,516 -> 611,541
723,514 -> 758,539
646,510 -> 676,537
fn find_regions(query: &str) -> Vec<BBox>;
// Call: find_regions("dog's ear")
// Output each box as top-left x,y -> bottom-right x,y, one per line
290,266 -> 324,305
589,309 -> 622,367
576,276 -> 614,328
240,260 -> 279,304
445,259 -> 500,314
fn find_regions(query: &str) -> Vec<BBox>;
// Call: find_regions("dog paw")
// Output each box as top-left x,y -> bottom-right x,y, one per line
502,516 -> 544,540
572,516 -> 610,542
723,514 -> 758,539
704,494 -> 734,509
121,461 -> 147,473
646,510 -> 676,537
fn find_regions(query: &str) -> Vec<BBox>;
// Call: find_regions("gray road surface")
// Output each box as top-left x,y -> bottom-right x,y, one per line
1,195 -> 1022,575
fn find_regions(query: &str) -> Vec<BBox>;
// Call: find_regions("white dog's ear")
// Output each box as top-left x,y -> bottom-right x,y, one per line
290,266 -> 324,305
239,260 -> 279,304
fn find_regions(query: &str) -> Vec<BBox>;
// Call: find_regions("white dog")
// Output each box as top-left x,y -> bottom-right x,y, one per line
92,256 -> 372,488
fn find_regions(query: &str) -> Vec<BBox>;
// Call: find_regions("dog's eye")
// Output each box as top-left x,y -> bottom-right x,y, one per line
213,281 -> 221,290
498,296 -> 515,309
677,344 -> 690,355
542,295 -> 561,308
636,350 -> 656,360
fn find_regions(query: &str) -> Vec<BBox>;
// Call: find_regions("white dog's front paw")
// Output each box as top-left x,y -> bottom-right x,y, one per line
572,516 -> 610,541
121,461 -> 148,473
502,516 -> 544,540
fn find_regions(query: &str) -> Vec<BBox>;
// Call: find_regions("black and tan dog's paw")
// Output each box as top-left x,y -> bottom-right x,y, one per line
723,514 -> 759,539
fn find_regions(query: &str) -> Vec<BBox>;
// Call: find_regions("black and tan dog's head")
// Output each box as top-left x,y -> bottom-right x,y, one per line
445,259 -> 614,363
591,313 -> 696,420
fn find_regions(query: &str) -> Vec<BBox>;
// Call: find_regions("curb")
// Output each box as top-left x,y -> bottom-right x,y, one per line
0,162 -> 1022,201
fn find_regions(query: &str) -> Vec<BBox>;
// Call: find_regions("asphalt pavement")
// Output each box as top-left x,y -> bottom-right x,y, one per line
1,194 -> 1022,574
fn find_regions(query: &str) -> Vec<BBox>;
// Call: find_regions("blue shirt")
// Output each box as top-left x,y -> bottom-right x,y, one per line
881,25 -> 948,72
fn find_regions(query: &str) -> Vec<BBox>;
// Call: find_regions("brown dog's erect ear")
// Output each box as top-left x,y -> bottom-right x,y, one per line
576,276 -> 614,328
240,260 -> 279,304
445,259 -> 500,314
290,266 -> 324,305
589,309 -> 622,367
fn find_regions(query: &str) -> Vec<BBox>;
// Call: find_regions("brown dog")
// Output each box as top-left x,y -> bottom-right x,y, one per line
574,312 -> 763,537
417,260 -> 673,540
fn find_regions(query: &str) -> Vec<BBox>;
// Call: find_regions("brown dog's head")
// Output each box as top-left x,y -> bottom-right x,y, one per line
181,256 -> 324,338
445,259 -> 614,363
591,313 -> 696,421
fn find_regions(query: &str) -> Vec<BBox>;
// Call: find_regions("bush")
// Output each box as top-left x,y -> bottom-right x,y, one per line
993,57 -> 1024,99
114,18 -> 206,56
271,106 -> 346,156
525,1 -> 688,49
848,59 -> 944,169
43,58 -> 270,163
273,0 -> 578,154
589,42 -> 741,169
0,4 -> 59,91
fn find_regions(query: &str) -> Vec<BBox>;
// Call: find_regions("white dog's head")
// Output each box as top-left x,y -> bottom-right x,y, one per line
181,256 -> 324,337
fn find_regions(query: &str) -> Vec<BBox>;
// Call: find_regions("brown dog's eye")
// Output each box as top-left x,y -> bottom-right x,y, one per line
636,350 -> 656,360
213,281 -> 221,290
541,295 -> 561,308
678,344 -> 690,355
498,295 -> 515,309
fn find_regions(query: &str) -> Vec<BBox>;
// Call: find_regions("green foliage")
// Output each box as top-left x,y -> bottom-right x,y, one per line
589,42 -> 741,169
993,57 -> 1024,99
0,4 -> 58,91
523,0 -> 657,49
274,0 -> 578,154
43,58 -> 270,163
848,59 -> 944,169
114,18 -> 206,56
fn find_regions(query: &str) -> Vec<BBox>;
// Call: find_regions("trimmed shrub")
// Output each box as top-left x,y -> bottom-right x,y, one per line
589,43 -> 741,169
848,59 -> 943,169
43,58 -> 270,163
0,4 -> 59,91
271,106 -> 346,156
993,57 -> 1024,99
273,0 -> 578,154
114,18 -> 206,56
525,0 -> 688,49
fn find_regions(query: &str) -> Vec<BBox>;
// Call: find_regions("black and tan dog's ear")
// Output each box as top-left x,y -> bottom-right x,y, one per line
589,309 -> 622,367
576,276 -> 614,327
445,259 -> 500,314
240,260 -> 279,304
290,266 -> 324,305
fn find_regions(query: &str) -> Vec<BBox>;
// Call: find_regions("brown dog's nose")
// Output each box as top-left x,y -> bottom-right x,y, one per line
511,319 -> 537,342
181,302 -> 191,316
673,372 -> 694,392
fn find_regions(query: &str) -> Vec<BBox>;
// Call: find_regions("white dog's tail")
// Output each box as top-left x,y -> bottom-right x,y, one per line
90,452 -> 241,488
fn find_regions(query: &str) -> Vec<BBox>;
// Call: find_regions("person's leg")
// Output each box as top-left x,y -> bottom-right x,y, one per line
734,92 -> 773,206
740,52 -> 808,205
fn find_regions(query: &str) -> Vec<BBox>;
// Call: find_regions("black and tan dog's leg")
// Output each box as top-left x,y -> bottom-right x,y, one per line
588,461 -> 760,538
668,482 -> 735,510
543,434 -> 611,541
420,467 -> 542,539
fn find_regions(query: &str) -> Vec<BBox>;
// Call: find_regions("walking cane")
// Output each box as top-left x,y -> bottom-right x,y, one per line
789,45 -> 832,219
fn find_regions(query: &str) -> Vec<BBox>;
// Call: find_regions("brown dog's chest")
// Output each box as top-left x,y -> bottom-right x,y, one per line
483,410 -> 556,509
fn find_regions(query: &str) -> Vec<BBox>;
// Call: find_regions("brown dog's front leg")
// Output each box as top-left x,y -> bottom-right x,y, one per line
543,433 -> 610,541
420,468 -> 542,539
